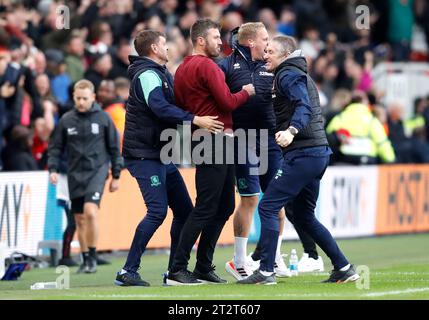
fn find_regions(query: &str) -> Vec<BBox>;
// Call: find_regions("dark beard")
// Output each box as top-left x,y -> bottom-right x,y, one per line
206,46 -> 220,58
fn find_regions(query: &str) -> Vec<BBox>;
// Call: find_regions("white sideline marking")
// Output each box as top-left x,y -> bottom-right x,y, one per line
372,272 -> 429,275
88,293 -> 343,299
87,287 -> 429,299
363,287 -> 429,297
90,294 -> 246,299
318,272 -> 429,277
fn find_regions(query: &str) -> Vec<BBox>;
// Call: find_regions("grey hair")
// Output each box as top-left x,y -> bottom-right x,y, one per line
272,36 -> 297,56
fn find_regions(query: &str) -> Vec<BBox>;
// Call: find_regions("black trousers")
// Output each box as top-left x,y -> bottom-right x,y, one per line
171,162 -> 235,273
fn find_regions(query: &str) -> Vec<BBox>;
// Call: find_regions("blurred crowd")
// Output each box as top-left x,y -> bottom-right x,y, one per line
1,0 -> 429,171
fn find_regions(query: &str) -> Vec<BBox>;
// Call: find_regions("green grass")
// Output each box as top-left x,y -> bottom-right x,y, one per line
1,233 -> 429,300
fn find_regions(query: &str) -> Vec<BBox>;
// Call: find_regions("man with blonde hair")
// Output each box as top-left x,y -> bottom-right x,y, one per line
48,79 -> 123,274
218,22 -> 289,280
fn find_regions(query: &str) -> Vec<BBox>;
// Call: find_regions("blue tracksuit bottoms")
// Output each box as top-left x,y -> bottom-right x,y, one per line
123,158 -> 193,273
257,148 -> 349,272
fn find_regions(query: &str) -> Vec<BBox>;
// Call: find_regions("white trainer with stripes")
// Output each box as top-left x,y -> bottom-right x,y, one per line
225,259 -> 253,281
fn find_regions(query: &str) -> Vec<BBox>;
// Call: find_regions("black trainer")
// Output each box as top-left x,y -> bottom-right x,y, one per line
96,255 -> 111,265
85,256 -> 97,274
76,262 -> 89,274
166,269 -> 202,286
237,270 -> 276,285
115,271 -> 150,287
193,266 -> 227,284
58,257 -> 78,267
322,265 -> 360,283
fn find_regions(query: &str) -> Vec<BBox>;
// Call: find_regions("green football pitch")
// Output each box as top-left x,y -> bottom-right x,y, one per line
1,233 -> 428,300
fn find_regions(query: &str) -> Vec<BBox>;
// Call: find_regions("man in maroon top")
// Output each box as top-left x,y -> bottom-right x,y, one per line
166,19 -> 255,285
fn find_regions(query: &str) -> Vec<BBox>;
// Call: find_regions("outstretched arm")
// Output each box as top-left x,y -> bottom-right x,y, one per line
139,70 -> 225,132
204,60 -> 252,111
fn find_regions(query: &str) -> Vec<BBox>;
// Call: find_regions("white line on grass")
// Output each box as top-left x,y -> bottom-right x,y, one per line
87,287 -> 429,299
371,272 -> 429,275
363,287 -> 429,297
299,272 -> 429,276
90,294 -> 244,299
88,293 -> 344,299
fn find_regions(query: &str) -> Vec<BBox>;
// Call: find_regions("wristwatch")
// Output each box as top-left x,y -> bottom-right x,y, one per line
287,126 -> 299,136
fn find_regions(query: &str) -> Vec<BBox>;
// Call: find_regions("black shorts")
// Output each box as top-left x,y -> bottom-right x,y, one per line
71,192 -> 103,214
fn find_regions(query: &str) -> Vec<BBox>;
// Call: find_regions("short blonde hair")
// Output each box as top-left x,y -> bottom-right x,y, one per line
237,22 -> 266,43
74,79 -> 95,93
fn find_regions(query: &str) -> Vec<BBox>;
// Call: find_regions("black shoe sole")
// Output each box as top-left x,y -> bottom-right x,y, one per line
85,268 -> 97,274
196,278 -> 228,284
237,280 -> 277,285
337,273 -> 360,283
76,266 -> 88,274
322,273 -> 360,283
114,280 -> 150,287
165,278 -> 203,286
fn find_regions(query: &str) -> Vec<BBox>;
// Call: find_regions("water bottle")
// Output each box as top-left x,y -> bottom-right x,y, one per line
30,282 -> 58,290
289,249 -> 299,276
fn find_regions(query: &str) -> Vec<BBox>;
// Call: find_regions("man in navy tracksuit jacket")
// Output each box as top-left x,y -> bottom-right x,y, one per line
218,24 -> 320,279
115,30 -> 223,286
238,36 -> 360,285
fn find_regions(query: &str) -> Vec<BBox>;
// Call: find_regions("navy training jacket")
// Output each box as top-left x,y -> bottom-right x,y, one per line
122,55 -> 193,159
218,37 -> 276,133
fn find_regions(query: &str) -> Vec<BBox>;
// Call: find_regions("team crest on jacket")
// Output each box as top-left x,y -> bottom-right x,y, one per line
150,175 -> 161,187
238,178 -> 248,190
91,123 -> 99,134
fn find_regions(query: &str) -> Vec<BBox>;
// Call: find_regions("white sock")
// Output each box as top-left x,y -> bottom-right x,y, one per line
340,264 -> 351,272
120,269 -> 128,275
234,236 -> 248,266
260,270 -> 274,276
275,236 -> 283,262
